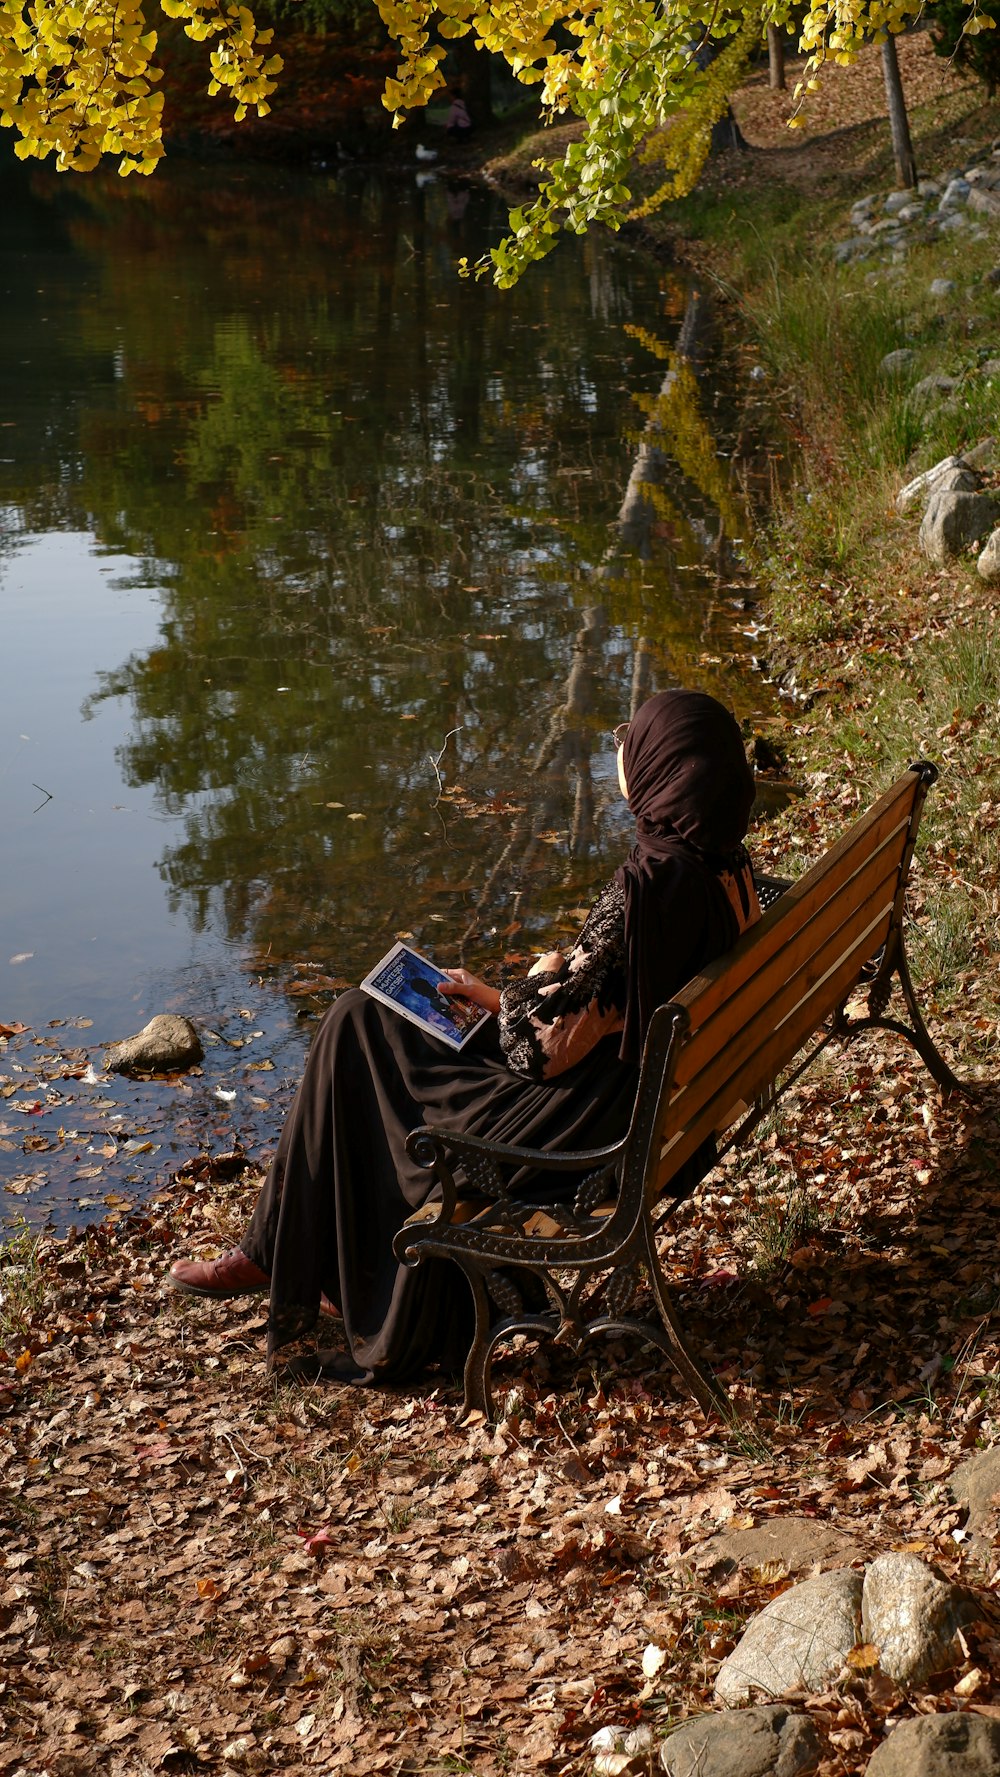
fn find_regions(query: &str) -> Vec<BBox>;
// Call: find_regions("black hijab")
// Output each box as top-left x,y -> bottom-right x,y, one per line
614,689 -> 756,1063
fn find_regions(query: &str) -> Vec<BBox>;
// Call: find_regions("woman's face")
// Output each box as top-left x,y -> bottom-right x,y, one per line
617,741 -> 629,804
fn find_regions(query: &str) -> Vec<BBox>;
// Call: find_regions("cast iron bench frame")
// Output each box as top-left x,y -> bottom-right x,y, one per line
393,762 -> 960,1421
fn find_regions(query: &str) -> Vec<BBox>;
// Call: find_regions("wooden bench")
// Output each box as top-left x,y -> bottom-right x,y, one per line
393,762 -> 960,1421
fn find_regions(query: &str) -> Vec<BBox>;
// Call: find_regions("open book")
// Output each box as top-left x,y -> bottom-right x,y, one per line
359,942 -> 492,1050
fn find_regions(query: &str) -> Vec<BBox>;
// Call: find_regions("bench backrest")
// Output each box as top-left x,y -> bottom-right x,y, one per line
645,764 -> 934,1204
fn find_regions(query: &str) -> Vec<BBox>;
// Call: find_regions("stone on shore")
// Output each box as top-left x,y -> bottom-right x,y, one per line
103,1014 -> 204,1075
979,529 -> 1000,579
951,1444 -> 1000,1541
880,348 -> 916,379
919,488 -> 1000,564
895,454 -> 972,515
861,1552 -> 979,1684
865,1712 -> 1000,1776
911,373 -> 957,404
713,1570 -> 862,1705
659,1705 -> 822,1777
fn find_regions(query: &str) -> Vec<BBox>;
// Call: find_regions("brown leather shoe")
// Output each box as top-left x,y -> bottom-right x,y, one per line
168,1248 -> 269,1298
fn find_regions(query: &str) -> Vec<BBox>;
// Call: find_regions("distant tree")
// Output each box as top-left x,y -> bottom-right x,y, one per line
881,31 -> 917,188
930,0 -> 1000,94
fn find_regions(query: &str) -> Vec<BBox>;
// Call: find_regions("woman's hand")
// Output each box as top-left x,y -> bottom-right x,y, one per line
528,950 -> 565,978
438,969 -> 501,1016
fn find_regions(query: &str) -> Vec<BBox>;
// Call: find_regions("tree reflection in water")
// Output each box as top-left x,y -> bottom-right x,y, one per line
3,156 -> 761,1001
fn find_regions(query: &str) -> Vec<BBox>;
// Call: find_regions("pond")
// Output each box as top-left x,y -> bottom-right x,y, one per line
0,153 -> 770,1227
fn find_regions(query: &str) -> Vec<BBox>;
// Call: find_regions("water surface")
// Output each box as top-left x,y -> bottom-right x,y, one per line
0,156 -> 767,1223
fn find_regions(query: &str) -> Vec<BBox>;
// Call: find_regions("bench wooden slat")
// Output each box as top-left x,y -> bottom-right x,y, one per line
671,775 -> 916,1029
652,902 -> 894,1196
672,836 -> 905,1093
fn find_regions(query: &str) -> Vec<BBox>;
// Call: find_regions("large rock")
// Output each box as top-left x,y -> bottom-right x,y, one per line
919,487 -> 1000,563
979,528 -> 1000,580
687,1516 -> 866,1578
939,176 -> 971,210
659,1705 -> 821,1777
861,1553 -> 979,1684
952,1444 -> 1000,1541
103,1014 -> 204,1076
865,1712 -> 1000,1776
911,373 -> 958,404
714,1570 -> 862,1706
964,435 -> 998,468
970,186 -> 1000,220
895,453 -> 973,515
880,348 -> 916,379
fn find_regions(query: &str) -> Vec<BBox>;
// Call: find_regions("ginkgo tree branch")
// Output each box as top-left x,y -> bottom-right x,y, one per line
0,0 -> 993,271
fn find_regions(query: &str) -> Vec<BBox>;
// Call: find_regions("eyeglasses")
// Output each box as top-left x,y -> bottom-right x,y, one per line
611,722 -> 630,750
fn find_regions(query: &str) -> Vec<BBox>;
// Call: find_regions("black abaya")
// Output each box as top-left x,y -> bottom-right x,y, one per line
241,989 -> 638,1380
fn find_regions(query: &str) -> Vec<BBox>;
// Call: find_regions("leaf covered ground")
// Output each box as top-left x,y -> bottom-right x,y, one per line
2,1007 -> 1000,1774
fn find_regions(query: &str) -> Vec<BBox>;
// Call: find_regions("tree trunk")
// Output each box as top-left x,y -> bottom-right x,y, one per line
767,25 -> 785,91
881,34 -> 917,190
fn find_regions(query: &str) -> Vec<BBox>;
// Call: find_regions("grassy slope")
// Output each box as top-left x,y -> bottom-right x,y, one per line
646,36 -> 1000,1067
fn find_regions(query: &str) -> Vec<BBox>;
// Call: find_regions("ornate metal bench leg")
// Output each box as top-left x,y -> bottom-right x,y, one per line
457,1263 -> 495,1424
895,943 -> 961,1092
641,1218 -> 728,1418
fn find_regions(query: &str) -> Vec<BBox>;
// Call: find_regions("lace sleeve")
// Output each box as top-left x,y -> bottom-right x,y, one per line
498,881 -> 627,1080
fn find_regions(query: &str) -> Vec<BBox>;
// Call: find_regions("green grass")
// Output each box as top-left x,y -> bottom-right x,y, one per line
0,1218 -> 46,1351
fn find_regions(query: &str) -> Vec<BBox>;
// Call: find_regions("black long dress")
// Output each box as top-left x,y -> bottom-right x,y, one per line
240,864 -> 756,1384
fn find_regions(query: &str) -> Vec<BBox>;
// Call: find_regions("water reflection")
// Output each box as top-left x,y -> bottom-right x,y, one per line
1,155 -> 766,1088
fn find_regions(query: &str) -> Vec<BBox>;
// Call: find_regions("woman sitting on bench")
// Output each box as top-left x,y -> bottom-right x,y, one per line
169,689 -> 761,1383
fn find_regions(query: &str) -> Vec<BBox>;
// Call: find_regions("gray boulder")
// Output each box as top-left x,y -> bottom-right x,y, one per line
714,1570 -> 862,1706
929,278 -> 956,298
660,1706 -> 821,1777
850,195 -> 879,225
982,358 -> 1000,377
103,1014 -> 204,1076
940,212 -> 968,234
880,348 -> 916,378
952,1443 -> 1000,1537
963,435 -> 998,468
833,238 -> 870,265
911,373 -> 958,403
970,186 -> 1000,220
865,1712 -> 1000,1776
979,529 -> 1000,580
895,453 -> 970,514
940,177 -> 971,210
884,189 -> 917,215
918,178 -> 941,198
896,204 -> 925,224
919,488 -> 1000,563
861,1552 -> 979,1684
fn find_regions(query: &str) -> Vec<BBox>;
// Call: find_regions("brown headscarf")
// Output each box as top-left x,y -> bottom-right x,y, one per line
615,689 -> 757,1063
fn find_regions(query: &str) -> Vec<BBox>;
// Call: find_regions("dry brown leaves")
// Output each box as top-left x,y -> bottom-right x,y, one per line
733,30 -> 976,154
2,1017 -> 1000,1777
